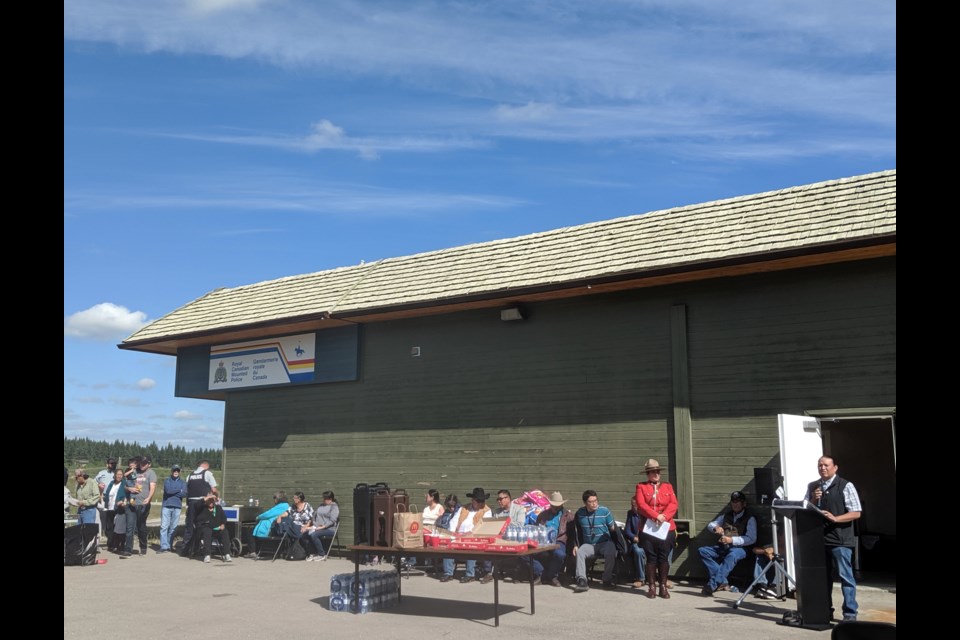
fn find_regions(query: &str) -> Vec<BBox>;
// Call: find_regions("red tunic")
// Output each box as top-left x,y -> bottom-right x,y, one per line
635,481 -> 678,532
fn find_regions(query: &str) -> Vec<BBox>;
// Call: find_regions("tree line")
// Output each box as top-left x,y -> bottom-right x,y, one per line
63,437 -> 222,470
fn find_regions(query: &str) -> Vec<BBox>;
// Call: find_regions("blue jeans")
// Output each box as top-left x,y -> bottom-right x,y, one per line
826,546 -> 858,617
77,507 -> 97,524
160,506 -> 182,550
442,558 -> 490,577
698,544 -> 747,589
526,543 -> 567,580
307,528 -> 336,555
630,542 -> 647,581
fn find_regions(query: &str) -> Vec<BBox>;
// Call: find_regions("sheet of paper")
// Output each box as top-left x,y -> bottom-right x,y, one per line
642,518 -> 670,540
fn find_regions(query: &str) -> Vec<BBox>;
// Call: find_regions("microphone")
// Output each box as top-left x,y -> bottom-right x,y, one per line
817,481 -> 826,507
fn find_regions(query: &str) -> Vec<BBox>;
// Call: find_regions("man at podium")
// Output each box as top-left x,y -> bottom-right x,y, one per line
806,455 -> 862,622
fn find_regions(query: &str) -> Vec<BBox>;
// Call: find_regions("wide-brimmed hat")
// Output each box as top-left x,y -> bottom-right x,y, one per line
730,491 -> 747,503
548,491 -> 568,507
467,487 -> 490,501
643,458 -> 664,473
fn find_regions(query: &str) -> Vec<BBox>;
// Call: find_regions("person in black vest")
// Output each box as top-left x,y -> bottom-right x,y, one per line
180,460 -> 218,556
807,455 -> 862,622
698,491 -> 757,595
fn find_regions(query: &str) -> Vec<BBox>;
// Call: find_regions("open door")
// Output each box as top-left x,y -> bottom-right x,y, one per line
777,413 -> 823,582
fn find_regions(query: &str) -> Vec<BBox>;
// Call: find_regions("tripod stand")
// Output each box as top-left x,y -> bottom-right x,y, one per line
732,508 -> 796,609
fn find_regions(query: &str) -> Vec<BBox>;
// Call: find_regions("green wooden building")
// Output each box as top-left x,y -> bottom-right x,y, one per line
121,170 -> 896,577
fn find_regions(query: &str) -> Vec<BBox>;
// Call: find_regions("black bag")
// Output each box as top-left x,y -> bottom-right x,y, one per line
64,524 -> 100,566
286,542 -> 307,561
610,524 -> 628,556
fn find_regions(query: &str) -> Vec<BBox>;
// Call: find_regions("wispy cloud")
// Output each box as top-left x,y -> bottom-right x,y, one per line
160,119 -> 489,159
65,174 -> 527,216
137,378 -> 157,390
64,302 -> 151,340
174,410 -> 203,420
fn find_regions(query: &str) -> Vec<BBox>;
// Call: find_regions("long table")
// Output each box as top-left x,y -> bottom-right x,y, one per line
347,543 -> 560,627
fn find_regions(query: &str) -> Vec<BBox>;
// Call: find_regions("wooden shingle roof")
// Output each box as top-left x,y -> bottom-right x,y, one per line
123,169 -> 896,348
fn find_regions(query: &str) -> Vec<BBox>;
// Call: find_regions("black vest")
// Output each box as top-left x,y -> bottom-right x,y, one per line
721,509 -> 752,537
187,470 -> 212,499
807,476 -> 855,547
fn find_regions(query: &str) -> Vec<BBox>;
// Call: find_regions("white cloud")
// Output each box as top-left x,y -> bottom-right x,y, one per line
174,410 -> 202,420
185,0 -> 268,15
137,378 -> 156,390
64,303 -> 150,340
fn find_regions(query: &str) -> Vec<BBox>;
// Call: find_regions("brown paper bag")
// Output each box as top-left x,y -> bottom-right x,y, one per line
393,503 -> 424,549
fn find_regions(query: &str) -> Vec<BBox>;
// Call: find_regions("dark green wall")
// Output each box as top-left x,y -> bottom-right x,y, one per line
216,257 -> 896,575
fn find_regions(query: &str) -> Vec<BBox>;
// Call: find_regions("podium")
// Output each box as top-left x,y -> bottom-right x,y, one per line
773,500 -> 831,630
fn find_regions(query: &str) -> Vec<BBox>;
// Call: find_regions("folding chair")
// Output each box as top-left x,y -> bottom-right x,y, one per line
317,520 -> 340,561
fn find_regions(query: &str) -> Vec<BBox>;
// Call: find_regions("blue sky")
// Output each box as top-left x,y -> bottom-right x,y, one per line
64,0 -> 896,450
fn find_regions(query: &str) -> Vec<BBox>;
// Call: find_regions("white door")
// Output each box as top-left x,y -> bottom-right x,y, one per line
777,413 -> 823,582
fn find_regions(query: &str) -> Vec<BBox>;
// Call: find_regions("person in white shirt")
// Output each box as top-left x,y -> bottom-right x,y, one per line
440,487 -> 492,583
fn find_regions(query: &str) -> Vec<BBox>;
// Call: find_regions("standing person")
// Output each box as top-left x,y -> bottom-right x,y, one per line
129,456 -> 158,556
698,491 -> 757,595
94,457 -> 117,537
181,459 -> 218,556
807,455 -> 862,622
624,495 -> 647,588
159,465 -> 187,553
571,489 -> 618,593
74,469 -> 100,525
102,468 -> 127,552
118,457 -> 140,558
636,458 -> 678,599
306,491 -> 340,560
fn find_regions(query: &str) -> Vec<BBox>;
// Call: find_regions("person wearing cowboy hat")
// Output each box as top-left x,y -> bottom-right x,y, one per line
698,491 -> 757,596
528,491 -> 575,587
440,487 -> 492,583
635,458 -> 679,599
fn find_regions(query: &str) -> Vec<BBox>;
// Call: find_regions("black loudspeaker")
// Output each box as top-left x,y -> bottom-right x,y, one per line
754,467 -> 781,505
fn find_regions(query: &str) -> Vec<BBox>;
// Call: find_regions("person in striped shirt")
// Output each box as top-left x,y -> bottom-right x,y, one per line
572,490 -> 618,592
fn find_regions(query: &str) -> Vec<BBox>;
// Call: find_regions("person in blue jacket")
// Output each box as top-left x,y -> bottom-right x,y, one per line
624,495 -> 647,588
244,491 -> 290,558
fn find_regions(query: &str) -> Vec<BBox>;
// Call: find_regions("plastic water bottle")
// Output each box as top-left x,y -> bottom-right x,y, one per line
359,596 -> 371,614
330,575 -> 342,593
329,593 -> 344,612
248,495 -> 254,507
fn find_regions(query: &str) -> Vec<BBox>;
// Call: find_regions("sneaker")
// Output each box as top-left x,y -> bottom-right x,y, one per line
573,578 -> 589,593
224,555 -> 232,562
156,549 -> 167,554
140,549 -> 147,556
459,576 -> 476,584
632,580 -> 643,588
203,556 -> 211,564
478,573 -> 493,584
531,576 -> 541,586
549,577 -> 562,587
602,581 -> 616,590
119,551 -> 132,558
842,614 -> 857,622
702,584 -> 715,596
305,555 -> 316,562
245,552 -> 258,560
439,575 -> 452,583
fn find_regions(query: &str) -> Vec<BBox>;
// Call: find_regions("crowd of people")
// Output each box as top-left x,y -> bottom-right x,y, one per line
65,453 -> 862,621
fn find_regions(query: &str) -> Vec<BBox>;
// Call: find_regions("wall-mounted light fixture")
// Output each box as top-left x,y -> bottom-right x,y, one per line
410,346 -> 421,357
500,307 -> 524,322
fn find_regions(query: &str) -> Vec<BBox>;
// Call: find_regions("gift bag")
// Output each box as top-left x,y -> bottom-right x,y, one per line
393,503 -> 423,549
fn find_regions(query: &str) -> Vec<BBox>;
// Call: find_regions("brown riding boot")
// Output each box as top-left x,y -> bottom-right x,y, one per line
658,562 -> 671,599
646,563 -> 658,599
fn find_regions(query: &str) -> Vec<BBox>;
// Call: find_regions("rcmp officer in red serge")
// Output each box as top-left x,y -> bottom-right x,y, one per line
807,455 -> 862,622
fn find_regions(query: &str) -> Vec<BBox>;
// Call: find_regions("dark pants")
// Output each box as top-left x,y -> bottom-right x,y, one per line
134,504 -> 151,551
199,526 -> 232,557
642,530 -> 676,564
122,508 -> 137,552
103,509 -> 116,544
181,499 -> 205,550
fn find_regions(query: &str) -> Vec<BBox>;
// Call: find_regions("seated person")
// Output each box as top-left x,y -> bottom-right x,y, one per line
194,495 -> 233,563
624,495 -> 647,588
305,491 -> 340,560
698,491 -> 757,595
571,489 -> 618,592
440,488 -> 492,583
752,545 -> 780,599
244,491 -> 290,557
279,491 -> 314,554
525,491 -> 574,587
